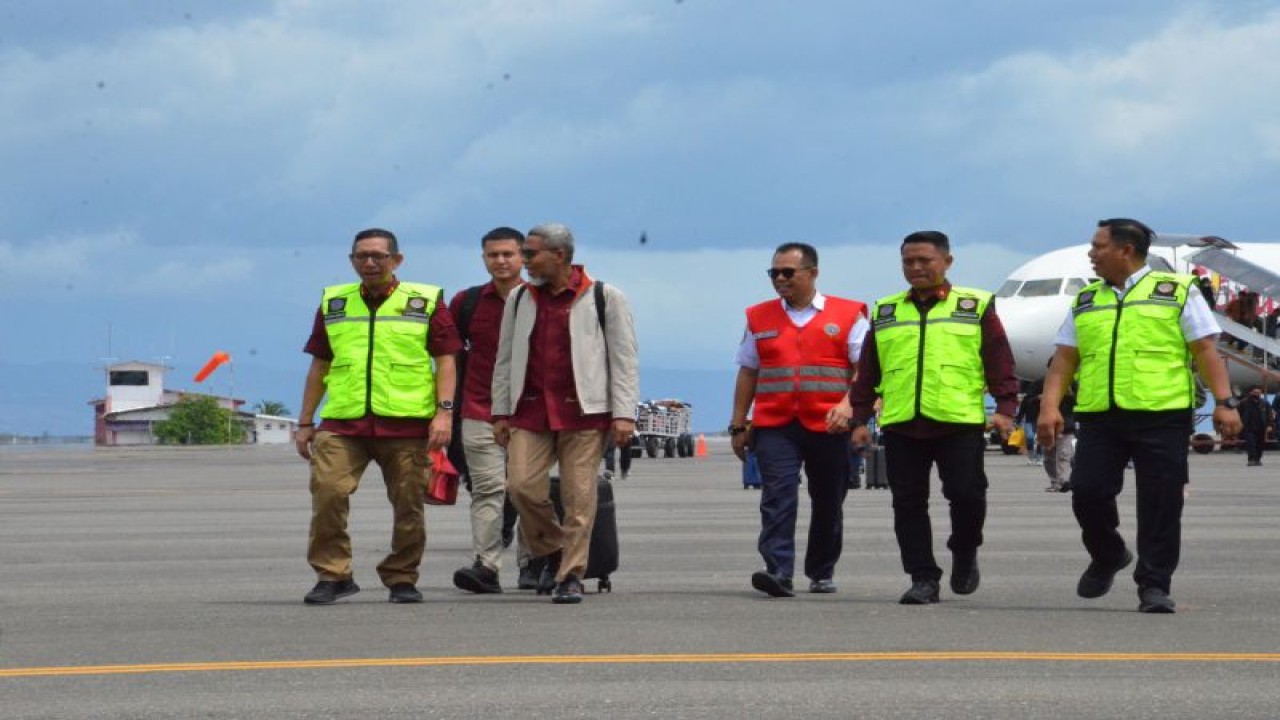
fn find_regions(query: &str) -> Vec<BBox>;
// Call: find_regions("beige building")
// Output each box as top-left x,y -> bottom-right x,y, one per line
90,361 -> 297,446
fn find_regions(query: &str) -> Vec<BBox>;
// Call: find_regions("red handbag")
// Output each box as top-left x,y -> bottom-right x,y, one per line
424,448 -> 459,506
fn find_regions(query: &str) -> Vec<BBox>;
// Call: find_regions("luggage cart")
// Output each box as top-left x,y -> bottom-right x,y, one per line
633,399 -> 694,459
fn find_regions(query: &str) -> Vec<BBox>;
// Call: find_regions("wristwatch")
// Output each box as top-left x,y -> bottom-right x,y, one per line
1217,396 -> 1240,410
438,400 -> 456,411
728,424 -> 748,435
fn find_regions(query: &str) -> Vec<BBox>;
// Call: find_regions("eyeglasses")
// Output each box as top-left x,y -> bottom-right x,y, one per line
350,252 -> 394,263
767,267 -> 811,280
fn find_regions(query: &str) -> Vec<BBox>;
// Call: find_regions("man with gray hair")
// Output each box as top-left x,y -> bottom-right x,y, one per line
491,222 -> 640,604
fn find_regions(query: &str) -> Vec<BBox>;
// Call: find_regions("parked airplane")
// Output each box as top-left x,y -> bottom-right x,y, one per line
997,234 -> 1280,390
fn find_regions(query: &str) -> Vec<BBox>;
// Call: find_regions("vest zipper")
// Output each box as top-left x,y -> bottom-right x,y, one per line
914,302 -> 928,418
365,302 -> 378,418
1108,295 -> 1123,411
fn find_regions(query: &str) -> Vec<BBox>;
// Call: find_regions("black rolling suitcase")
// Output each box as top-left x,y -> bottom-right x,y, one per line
865,445 -> 889,489
550,474 -> 619,592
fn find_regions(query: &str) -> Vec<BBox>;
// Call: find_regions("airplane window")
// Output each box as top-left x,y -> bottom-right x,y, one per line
996,280 -> 1022,298
1064,278 -> 1088,294
1017,279 -> 1063,297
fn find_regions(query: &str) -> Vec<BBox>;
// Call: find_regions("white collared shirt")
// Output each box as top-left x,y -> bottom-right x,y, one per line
1054,267 -> 1220,347
735,291 -> 869,369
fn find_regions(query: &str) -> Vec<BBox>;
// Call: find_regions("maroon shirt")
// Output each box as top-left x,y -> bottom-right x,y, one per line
506,267 -> 611,432
850,282 -> 1019,439
448,281 -> 508,422
303,279 -> 463,438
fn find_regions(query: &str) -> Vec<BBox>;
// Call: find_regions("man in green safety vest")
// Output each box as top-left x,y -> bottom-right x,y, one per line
851,231 -> 1019,605
1038,218 -> 1242,614
295,228 -> 460,605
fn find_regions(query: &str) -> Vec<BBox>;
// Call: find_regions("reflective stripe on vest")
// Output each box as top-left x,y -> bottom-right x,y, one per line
1073,272 -> 1195,412
873,287 -> 990,426
746,297 -> 864,431
320,281 -> 440,419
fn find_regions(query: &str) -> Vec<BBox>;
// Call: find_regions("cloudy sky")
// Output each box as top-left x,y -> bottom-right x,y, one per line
4,0 -> 1280,434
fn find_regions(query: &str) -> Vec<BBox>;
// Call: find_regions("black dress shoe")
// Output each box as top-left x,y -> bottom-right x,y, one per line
535,551 -> 562,596
751,571 -> 795,598
951,556 -> 980,595
388,583 -> 423,604
517,557 -> 546,590
303,579 -> 360,605
453,560 -> 502,594
551,575 -> 585,605
1077,548 -> 1133,598
899,579 -> 940,605
1138,586 -> 1177,614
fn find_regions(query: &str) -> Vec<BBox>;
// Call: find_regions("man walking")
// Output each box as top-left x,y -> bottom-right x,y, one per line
448,227 -> 531,594
730,242 -> 868,598
491,223 -> 640,604
1239,386 -> 1270,467
850,231 -> 1019,605
296,228 -> 459,605
1038,218 -> 1241,613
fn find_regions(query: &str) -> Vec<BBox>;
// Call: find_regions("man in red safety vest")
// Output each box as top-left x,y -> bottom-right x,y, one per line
729,242 -> 869,598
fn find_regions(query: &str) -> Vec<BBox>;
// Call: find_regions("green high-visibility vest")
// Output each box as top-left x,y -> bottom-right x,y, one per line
319,282 -> 441,419
1073,272 -> 1195,412
873,287 -> 991,426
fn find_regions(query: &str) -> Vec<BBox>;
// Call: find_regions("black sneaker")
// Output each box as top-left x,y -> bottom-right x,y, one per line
453,560 -> 502,594
899,579 -> 940,605
518,558 -> 545,590
551,575 -> 585,604
303,579 -> 360,605
535,551 -> 562,596
750,571 -> 795,598
808,578 -> 838,594
1077,548 -> 1134,599
388,583 -> 423,604
951,555 -> 980,595
1138,586 -> 1177,614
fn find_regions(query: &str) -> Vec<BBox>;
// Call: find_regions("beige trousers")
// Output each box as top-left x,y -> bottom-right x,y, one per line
461,418 -> 528,571
307,431 -> 429,587
506,428 -> 605,581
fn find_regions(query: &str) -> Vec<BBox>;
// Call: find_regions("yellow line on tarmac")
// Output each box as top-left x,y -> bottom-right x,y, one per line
3,651 -> 1280,679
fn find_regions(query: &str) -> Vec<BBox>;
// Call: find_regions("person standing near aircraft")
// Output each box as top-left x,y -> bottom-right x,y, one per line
1038,218 -> 1242,614
850,231 -> 1019,605
491,222 -> 640,604
731,242 -> 868,598
296,228 -> 460,605
1238,385 -> 1270,467
448,226 -> 533,594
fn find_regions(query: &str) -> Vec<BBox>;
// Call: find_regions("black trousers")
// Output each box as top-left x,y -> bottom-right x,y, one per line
1070,414 -> 1190,593
1242,431 -> 1265,463
883,428 -> 987,582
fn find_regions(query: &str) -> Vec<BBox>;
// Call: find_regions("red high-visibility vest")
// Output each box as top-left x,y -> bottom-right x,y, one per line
746,296 -> 865,431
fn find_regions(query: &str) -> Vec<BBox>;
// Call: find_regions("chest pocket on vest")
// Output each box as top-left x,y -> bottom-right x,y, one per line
325,360 -> 359,393
937,323 -> 982,377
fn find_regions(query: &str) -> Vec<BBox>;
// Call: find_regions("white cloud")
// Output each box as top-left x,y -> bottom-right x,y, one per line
920,7 -> 1280,187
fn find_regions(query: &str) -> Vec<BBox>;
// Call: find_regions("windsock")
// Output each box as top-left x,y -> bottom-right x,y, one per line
194,351 -> 231,383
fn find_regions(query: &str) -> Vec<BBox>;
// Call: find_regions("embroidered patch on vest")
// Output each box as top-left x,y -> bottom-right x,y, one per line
753,329 -> 780,340
951,296 -> 980,319
1150,281 -> 1179,302
404,296 -> 429,317
874,304 -> 896,325
824,322 -> 840,336
1076,290 -> 1096,309
325,297 -> 347,318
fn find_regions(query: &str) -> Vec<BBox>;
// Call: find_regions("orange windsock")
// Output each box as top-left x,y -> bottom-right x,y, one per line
194,351 -> 231,383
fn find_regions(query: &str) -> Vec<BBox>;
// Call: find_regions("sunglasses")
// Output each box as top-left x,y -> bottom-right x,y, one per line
767,267 -> 811,280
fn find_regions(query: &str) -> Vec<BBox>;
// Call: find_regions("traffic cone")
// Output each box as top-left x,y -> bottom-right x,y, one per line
696,433 -> 708,457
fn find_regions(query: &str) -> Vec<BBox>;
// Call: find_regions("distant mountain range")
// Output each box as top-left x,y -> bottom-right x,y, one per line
0,361 -> 737,437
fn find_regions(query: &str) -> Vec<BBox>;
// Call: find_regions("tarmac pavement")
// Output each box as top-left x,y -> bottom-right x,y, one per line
1,439 -> 1278,719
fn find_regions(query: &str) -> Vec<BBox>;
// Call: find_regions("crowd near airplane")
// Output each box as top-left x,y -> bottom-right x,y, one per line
997,234 -> 1280,391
